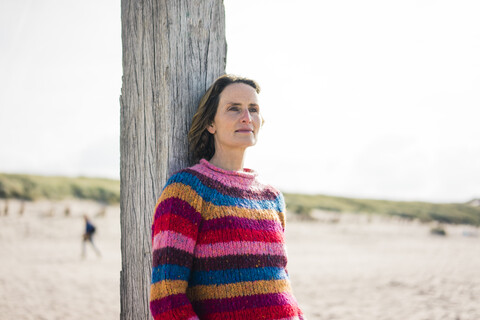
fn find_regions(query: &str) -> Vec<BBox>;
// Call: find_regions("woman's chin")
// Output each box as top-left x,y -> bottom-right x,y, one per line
231,141 -> 257,149
241,139 -> 257,148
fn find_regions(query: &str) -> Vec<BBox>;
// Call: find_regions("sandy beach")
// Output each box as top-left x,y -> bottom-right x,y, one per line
0,199 -> 479,320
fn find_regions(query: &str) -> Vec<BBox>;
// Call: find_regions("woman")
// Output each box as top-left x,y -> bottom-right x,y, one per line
149,75 -> 305,320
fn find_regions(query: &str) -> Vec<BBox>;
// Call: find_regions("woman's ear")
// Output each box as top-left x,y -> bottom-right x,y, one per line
206,122 -> 216,134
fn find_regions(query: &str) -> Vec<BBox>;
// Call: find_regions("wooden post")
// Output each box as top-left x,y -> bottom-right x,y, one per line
119,1 -> 226,319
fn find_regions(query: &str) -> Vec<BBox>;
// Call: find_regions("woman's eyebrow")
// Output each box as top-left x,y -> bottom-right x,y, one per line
226,102 -> 259,106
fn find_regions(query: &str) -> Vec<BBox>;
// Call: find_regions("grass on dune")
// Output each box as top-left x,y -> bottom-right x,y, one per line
0,173 -> 120,204
284,193 -> 480,226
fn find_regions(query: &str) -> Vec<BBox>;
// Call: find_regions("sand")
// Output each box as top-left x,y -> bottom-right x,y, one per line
0,200 -> 479,320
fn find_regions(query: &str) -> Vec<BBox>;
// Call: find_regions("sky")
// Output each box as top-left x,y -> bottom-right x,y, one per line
1,0 -> 479,203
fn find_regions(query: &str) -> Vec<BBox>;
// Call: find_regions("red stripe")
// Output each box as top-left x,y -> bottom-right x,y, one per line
192,292 -> 296,314
152,303 -> 197,320
206,304 -> 301,320
150,293 -> 190,314
197,228 -> 283,244
153,213 -> 198,238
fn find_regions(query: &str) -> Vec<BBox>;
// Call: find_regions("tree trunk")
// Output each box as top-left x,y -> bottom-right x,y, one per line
119,1 -> 226,319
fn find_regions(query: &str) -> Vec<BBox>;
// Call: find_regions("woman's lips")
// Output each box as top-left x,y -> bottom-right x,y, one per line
235,130 -> 253,133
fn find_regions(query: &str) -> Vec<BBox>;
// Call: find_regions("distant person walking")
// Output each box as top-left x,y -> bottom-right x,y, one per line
81,215 -> 101,258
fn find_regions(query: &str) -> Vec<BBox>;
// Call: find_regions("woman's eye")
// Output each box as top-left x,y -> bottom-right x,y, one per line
228,106 -> 240,111
249,107 -> 259,113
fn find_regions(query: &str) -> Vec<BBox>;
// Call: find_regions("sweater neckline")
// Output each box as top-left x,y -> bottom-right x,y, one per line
199,159 -> 258,179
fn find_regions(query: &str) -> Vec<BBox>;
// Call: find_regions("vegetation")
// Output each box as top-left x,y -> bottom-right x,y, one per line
284,193 -> 480,226
1,173 -> 479,225
0,173 -> 120,204
430,225 -> 447,236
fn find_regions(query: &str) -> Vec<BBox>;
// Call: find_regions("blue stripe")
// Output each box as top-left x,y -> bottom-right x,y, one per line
151,264 -> 190,283
277,192 -> 286,213
165,171 -> 283,210
189,267 -> 287,286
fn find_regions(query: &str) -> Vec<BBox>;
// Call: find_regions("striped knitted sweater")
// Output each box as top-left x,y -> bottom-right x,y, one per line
150,159 -> 305,320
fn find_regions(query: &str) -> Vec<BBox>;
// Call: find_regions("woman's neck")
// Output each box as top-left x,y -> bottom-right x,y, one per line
208,149 -> 246,172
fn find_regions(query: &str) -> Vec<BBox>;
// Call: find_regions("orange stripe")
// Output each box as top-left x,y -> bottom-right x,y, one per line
187,279 -> 292,301
150,280 -> 188,301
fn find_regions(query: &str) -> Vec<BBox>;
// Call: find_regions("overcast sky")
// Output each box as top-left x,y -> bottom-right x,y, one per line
1,0 -> 479,203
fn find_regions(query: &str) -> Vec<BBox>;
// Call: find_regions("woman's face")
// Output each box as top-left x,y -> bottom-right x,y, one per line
207,83 -> 262,153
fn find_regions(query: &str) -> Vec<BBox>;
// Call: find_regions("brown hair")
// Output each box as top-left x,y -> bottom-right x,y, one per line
188,74 -> 261,164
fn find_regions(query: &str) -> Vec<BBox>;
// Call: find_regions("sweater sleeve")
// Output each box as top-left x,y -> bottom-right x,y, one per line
276,191 -> 290,276
149,178 -> 202,320
277,191 -> 287,233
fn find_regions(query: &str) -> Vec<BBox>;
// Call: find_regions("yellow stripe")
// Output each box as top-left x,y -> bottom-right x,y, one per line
202,201 -> 282,221
150,280 -> 188,301
186,279 -> 292,301
155,182 -> 283,222
155,183 -> 204,213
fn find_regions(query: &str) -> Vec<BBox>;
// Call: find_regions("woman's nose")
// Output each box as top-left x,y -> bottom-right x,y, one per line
241,109 -> 252,123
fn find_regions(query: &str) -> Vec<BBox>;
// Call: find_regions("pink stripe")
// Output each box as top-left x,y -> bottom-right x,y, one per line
153,231 -> 196,253
187,317 -> 200,320
194,241 -> 286,258
193,166 -> 256,190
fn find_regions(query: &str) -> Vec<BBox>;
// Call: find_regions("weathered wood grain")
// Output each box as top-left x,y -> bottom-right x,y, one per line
119,1 -> 226,318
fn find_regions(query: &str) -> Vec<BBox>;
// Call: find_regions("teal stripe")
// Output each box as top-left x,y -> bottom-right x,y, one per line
151,264 -> 189,283
189,267 -> 287,285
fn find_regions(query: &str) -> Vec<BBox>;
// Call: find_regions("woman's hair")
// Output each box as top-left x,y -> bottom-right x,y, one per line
188,74 -> 261,164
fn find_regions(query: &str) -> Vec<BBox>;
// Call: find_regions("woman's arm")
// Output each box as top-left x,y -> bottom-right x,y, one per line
150,180 -> 202,320
277,191 -> 290,276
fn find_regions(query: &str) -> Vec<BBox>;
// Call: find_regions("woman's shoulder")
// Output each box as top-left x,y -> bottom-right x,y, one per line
163,164 -> 197,188
156,165 -> 201,203
253,177 -> 286,206
161,161 -> 211,193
